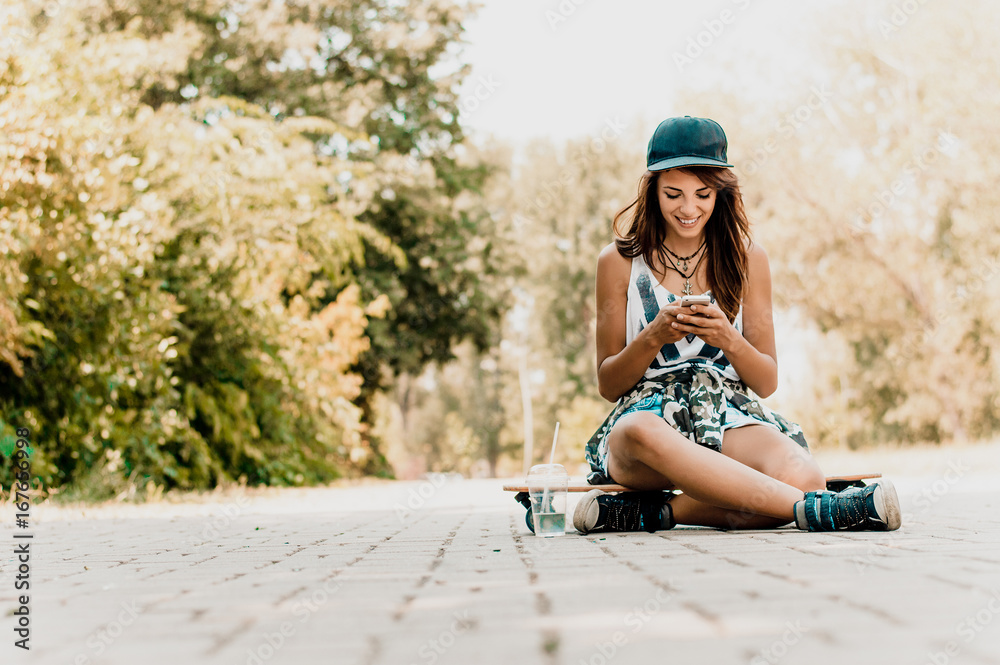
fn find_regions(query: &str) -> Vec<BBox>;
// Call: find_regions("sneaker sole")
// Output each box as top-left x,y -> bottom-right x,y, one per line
873,479 -> 902,531
573,489 -> 606,534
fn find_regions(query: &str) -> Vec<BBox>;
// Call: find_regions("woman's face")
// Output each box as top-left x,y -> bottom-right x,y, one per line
655,169 -> 717,242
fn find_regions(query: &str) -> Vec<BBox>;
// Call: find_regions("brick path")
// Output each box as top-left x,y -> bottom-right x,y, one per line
2,451 -> 1000,665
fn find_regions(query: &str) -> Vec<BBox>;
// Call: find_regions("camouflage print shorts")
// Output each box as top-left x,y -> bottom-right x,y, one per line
586,366 -> 808,485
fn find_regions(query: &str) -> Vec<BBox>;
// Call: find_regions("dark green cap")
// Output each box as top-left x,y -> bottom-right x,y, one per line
646,116 -> 733,171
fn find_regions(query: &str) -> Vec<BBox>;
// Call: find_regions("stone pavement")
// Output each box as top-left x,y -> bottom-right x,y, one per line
2,444 -> 1000,665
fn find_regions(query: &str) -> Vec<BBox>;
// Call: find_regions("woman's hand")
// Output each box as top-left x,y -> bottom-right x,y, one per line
669,302 -> 739,350
646,304 -> 690,346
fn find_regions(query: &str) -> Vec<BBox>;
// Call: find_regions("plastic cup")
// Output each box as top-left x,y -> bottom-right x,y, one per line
526,463 -> 568,537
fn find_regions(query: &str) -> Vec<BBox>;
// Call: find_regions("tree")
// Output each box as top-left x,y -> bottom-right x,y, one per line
690,0 -> 1000,446
0,0 -> 396,495
62,0 -> 507,471
381,126 -> 651,477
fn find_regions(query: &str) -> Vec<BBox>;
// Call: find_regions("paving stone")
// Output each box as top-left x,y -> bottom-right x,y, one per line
2,464 -> 1000,664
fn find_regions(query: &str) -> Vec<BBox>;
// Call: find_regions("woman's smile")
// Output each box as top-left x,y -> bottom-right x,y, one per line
656,169 -> 717,245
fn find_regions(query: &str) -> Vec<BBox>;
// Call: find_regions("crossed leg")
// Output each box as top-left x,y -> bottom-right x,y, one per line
605,412 -> 825,529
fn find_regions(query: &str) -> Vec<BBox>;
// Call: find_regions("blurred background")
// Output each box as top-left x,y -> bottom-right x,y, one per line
1,0 -> 998,500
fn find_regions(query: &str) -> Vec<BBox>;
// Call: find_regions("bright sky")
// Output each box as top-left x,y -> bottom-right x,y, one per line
457,0 -> 832,150
456,0 -> 844,406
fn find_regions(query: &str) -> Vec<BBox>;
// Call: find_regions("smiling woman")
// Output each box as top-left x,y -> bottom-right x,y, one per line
574,116 -> 902,536
614,166 -> 749,324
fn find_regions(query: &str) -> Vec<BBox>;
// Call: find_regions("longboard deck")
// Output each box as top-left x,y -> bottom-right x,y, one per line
502,473 -> 881,494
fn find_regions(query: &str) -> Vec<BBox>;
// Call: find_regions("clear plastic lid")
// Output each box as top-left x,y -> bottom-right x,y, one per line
526,463 -> 568,479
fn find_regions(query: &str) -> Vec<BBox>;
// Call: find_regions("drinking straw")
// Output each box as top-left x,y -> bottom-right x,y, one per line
549,421 -> 560,465
542,421 -> 560,512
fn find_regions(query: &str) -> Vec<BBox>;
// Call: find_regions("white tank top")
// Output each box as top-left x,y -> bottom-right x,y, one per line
625,254 -> 743,383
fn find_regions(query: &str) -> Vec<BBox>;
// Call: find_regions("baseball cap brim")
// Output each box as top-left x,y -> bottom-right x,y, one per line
648,155 -> 734,171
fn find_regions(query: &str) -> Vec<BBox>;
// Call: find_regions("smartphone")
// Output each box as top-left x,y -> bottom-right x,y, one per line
678,295 -> 711,307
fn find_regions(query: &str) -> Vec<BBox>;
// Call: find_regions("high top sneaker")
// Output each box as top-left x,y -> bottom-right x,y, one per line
794,480 -> 902,532
573,489 -> 674,535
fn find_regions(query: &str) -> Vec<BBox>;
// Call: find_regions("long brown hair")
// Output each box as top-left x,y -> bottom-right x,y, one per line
612,166 -> 750,323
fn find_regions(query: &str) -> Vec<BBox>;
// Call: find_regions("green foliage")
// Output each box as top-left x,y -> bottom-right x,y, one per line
115,0 -> 507,467
389,0 -> 1000,475
696,0 -> 1000,446
384,134 -> 645,476
16,0 -> 996,493
383,341 -> 521,478
0,0 -> 496,497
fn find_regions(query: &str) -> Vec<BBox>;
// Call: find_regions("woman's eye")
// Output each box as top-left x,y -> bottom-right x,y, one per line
665,193 -> 711,200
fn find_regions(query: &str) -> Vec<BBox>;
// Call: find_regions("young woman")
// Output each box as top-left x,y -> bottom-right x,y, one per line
575,116 -> 901,534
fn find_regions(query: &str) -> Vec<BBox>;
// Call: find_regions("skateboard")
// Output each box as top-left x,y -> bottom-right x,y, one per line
504,473 -> 882,533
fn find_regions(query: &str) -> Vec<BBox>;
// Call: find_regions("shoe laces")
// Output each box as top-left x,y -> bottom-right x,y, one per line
598,493 -> 663,532
832,485 -> 877,529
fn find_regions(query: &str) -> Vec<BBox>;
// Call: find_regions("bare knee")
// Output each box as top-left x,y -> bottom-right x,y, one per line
723,426 -> 825,492
608,413 -> 686,490
613,412 -> 683,457
776,456 -> 825,492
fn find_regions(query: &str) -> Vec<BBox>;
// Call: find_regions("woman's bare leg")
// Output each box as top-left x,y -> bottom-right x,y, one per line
606,414 -> 824,528
669,425 -> 825,528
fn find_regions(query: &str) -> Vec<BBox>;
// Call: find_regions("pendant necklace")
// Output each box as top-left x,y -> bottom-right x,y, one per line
665,240 -> 706,274
663,244 -> 707,296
